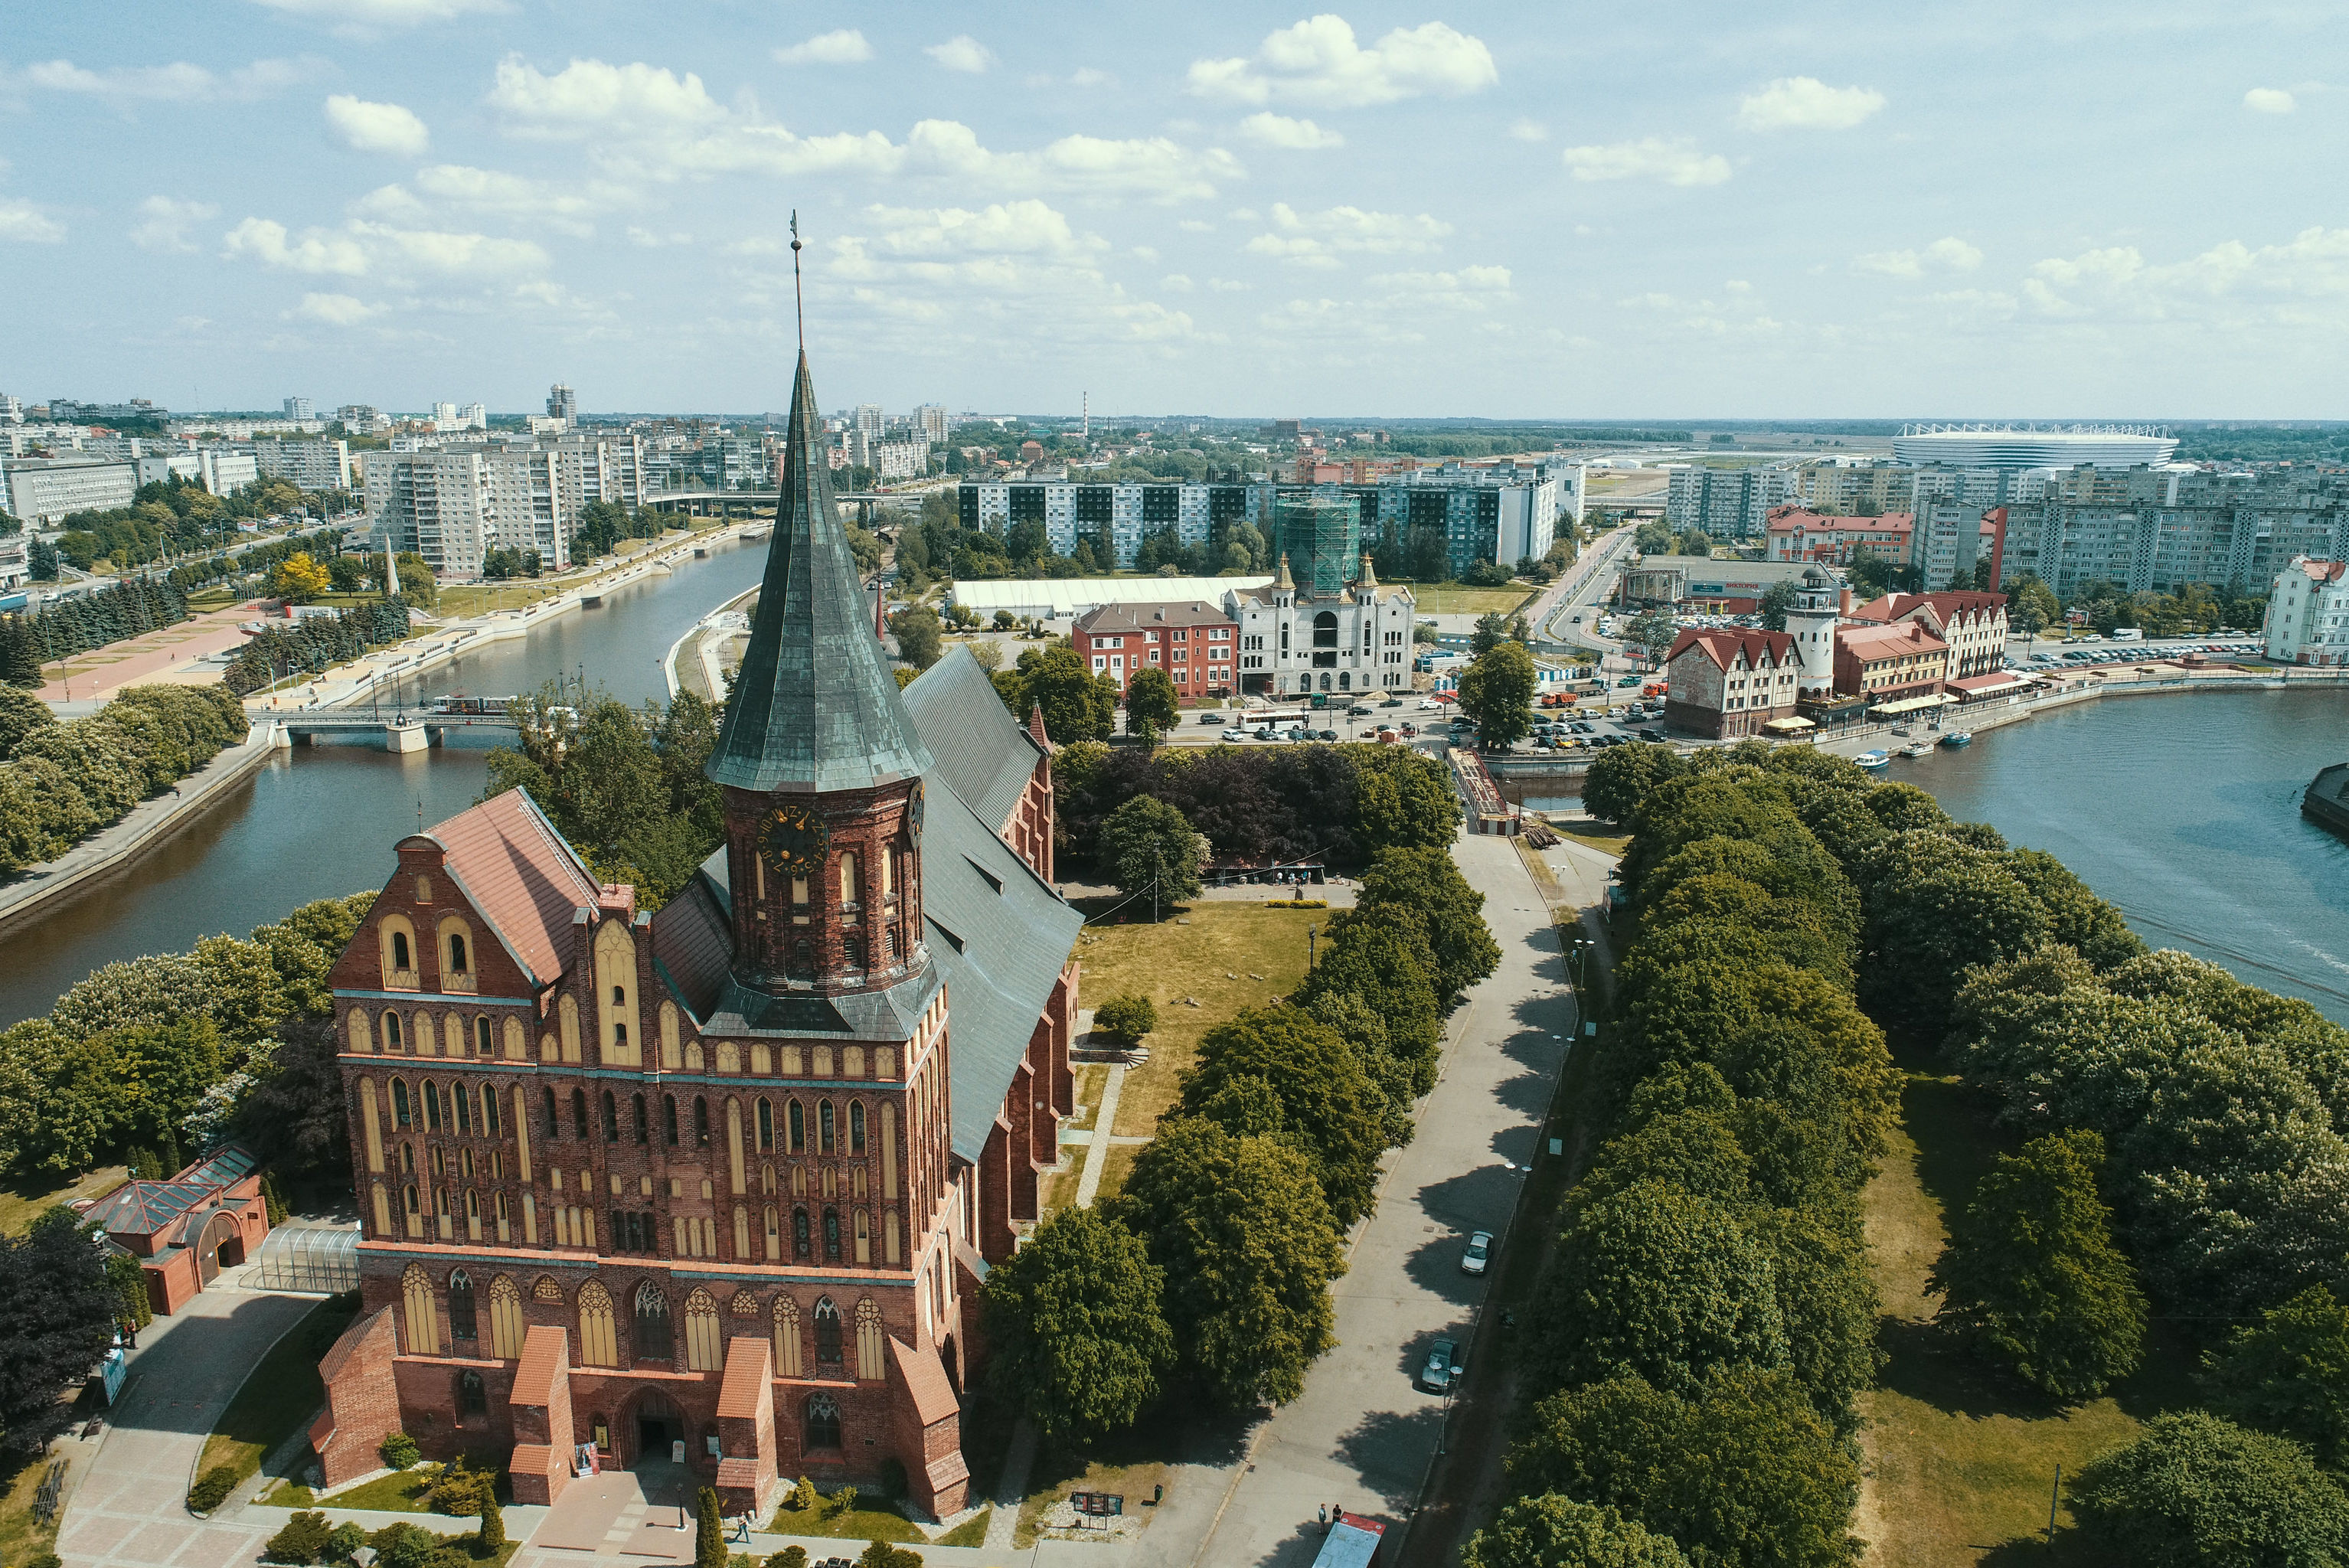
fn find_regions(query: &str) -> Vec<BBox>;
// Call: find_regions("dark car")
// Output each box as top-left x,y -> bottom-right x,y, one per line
1318,729 -> 1338,741
1420,1337 -> 1464,1393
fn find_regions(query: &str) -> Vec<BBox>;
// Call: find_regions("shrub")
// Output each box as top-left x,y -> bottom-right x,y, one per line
264,1511 -> 333,1565
766,1550 -> 809,1568
327,1523 -> 367,1560
25,1554 -> 61,1568
381,1432 -> 423,1470
2072,1410 -> 2349,1568
475,1498 -> 505,1555
834,1485 -> 859,1517
791,1476 -> 818,1512
188,1465 -> 239,1512
1093,994 -> 1156,1047
430,1459 -> 495,1515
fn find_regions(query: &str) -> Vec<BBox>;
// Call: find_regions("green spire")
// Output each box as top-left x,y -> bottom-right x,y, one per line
706,351 -> 933,793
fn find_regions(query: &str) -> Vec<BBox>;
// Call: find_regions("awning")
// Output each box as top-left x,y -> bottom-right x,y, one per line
1870,693 -> 1955,715
1763,716 -> 1816,732
1949,671 -> 2031,698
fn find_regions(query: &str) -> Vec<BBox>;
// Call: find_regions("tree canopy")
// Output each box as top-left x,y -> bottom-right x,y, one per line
981,1204 -> 1172,1443
1457,639 -> 1536,749
2072,1411 -> 2349,1568
1096,795 -> 1207,907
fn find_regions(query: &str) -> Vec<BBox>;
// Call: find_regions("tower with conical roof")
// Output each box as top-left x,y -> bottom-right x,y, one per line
708,350 -> 935,995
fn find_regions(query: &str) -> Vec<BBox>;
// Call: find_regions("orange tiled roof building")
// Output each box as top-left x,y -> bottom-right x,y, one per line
309,351 -> 1080,1521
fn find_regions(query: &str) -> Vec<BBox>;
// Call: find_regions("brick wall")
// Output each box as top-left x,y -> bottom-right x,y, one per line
314,1308 -> 403,1488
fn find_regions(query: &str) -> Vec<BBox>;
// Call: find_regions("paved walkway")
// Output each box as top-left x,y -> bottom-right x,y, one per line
1136,829 -> 1572,1566
36,602 -> 265,703
57,1285 -> 320,1568
1072,1066 -> 1129,1209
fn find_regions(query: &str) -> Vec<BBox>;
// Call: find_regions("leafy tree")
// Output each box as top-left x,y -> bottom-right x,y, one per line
1125,666 -> 1178,736
476,1498 -> 505,1554
1472,611 -> 1509,656
1178,1007 -> 1386,1227
0,688 -> 57,756
263,1510 -> 333,1564
2073,1411 -> 2349,1568
1465,1497 -> 1689,1568
2008,573 -> 2062,637
1096,795 -> 1206,907
856,1543 -> 920,1568
1855,832 -> 2053,1031
1116,1119 -> 1345,1409
0,1210 -> 121,1459
392,552 -> 438,607
888,605 -> 943,671
1018,644 -> 1116,743
1351,752 -> 1458,851
1620,609 -> 1680,664
980,1205 -> 1172,1442
694,1488 -> 725,1568
1582,742 -> 1688,825
2205,1285 -> 2349,1467
1093,994 -> 1155,1047
1508,1368 -> 1860,1568
0,619 -> 43,689
1457,639 -> 1536,749
1633,521 -> 1674,554
271,553 -> 332,605
1931,1128 -> 2145,1399
1354,847 -> 1499,1004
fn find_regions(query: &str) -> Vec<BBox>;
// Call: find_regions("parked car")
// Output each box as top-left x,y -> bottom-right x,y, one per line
1220,727 -> 1247,742
1419,699 -> 1444,710
1420,1338 -> 1463,1393
1460,1230 -> 1493,1276
1318,728 -> 1339,741
1252,726 -> 1277,740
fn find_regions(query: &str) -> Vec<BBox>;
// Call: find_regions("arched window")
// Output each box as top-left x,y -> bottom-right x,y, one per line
400,1263 -> 437,1354
787,1100 -> 805,1154
822,1206 -> 841,1261
1314,609 -> 1339,647
664,1094 -> 679,1146
392,1080 -> 413,1129
773,1295 -> 802,1377
448,932 -> 469,972
611,982 -> 626,1008
849,1102 -> 866,1155
577,1281 -> 617,1367
792,938 -> 811,972
475,1016 -> 494,1056
459,1370 -> 487,1419
634,1282 -> 673,1362
403,1181 -> 419,1214
400,1144 -> 415,1174
453,1084 -> 472,1135
792,1207 -> 811,1260
632,1093 -> 649,1145
812,1298 -> 842,1364
853,1207 -> 871,1265
482,1087 -> 500,1137
542,1087 -> 559,1140
843,936 -> 863,969
384,1011 -> 404,1051
763,1204 -> 780,1260
488,1275 -> 525,1359
694,1097 -> 711,1148
886,929 -> 899,959
602,1091 -> 619,1143
392,930 -> 412,971
756,1099 -> 774,1152
449,1270 -> 477,1341
854,1297 -> 884,1380
818,1100 -> 835,1155
422,1080 -> 440,1132
804,1393 -> 841,1450
683,1289 -> 722,1372
571,1088 -> 590,1141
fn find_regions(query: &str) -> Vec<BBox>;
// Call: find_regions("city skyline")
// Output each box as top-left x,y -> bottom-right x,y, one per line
2,2 -> 2344,417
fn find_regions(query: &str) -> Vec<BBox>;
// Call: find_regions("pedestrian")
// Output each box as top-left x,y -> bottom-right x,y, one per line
1318,1504 -> 1328,1531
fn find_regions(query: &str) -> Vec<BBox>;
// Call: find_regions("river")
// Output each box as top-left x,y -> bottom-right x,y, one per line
1528,688 -> 2349,1023
0,534 -> 767,1027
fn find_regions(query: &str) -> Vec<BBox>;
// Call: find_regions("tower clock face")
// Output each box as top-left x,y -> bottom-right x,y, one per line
760,803 -> 828,871
907,779 -> 925,848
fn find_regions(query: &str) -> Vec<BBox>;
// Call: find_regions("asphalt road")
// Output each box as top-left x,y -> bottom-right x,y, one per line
1139,830 -> 1573,1566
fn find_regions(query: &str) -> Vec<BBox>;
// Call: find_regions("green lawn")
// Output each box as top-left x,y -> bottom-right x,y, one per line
1400,584 -> 1538,618
1011,1437 -> 1169,1549
289,1460 -> 511,1514
764,1500 -> 923,1543
0,1166 -> 126,1235
936,1509 -> 990,1547
1855,1052 -> 2196,1564
1074,903 -> 1324,1136
199,1295 -> 361,1487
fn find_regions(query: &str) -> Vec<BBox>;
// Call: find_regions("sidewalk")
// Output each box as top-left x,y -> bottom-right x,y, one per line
36,601 -> 265,703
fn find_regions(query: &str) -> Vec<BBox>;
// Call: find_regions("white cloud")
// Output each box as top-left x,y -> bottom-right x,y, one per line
2245,87 -> 2297,114
1508,118 -> 1547,142
1238,112 -> 1344,149
250,0 -> 505,24
486,57 -> 1241,201
1560,138 -> 1730,187
1736,77 -> 1885,132
926,36 -> 995,74
1368,264 -> 1514,308
222,215 -> 549,279
1188,15 -> 1496,108
1069,67 -> 1112,87
1854,237 -> 1984,277
2022,227 -> 2349,325
292,291 -> 385,324
852,200 -> 1106,264
626,226 -> 692,247
130,196 -> 218,253
1163,273 -> 1194,290
775,29 -> 873,66
1244,201 -> 1450,267
20,57 -> 309,103
0,201 -> 66,243
325,94 -> 430,155
1179,219 -> 1214,233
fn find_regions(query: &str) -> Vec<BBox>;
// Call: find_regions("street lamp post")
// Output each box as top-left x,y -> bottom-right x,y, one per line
1306,923 -> 1318,970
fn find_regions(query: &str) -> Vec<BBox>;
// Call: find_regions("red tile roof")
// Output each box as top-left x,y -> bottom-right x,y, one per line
888,1334 -> 960,1426
1849,591 -> 2008,626
1765,508 -> 1914,534
1838,622 -> 1948,660
716,1334 -> 772,1419
1665,626 -> 1799,672
417,790 -> 600,988
511,1322 -> 570,1404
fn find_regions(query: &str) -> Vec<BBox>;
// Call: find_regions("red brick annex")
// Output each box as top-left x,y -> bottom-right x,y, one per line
310,351 -> 1082,1521
83,1145 -> 273,1317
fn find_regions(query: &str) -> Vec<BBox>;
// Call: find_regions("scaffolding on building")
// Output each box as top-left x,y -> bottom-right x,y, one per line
251,1223 -> 361,1294
1273,492 -> 1362,597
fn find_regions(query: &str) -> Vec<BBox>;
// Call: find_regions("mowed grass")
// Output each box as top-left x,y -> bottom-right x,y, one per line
765,1500 -> 923,1544
1400,584 -> 1538,618
199,1295 -> 360,1486
0,1165 -> 126,1235
1856,1053 -> 2197,1566
1012,1436 -> 1169,1549
1075,903 -> 1324,1136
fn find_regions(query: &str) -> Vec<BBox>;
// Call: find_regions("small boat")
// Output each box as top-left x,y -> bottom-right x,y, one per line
1939,731 -> 1974,748
1899,741 -> 1932,758
1855,750 -> 1891,769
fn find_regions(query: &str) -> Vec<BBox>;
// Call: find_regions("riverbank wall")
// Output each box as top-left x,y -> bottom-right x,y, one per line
0,721 -> 281,937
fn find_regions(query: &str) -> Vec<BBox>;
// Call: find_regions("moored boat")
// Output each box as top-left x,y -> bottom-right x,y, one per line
1939,730 -> 1974,748
1899,741 -> 1932,758
1855,750 -> 1891,769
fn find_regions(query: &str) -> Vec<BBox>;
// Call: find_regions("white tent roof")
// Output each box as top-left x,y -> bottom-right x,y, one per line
946,576 -> 1272,619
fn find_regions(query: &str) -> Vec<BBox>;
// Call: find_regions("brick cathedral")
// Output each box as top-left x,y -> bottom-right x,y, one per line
312,350 -> 1081,1520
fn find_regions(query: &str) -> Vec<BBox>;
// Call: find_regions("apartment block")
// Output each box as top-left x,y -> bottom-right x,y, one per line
1999,466 -> 2349,597
2,457 -> 139,523
1665,465 -> 1793,540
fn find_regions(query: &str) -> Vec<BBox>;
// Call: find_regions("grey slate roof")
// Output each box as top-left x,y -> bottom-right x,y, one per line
896,646 -> 1047,836
705,351 -> 933,794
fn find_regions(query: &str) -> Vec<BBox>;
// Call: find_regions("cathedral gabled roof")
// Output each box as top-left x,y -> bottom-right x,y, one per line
705,351 -> 933,795
896,646 -> 1047,836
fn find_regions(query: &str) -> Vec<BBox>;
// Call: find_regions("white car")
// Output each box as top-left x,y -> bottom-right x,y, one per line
1460,1230 -> 1493,1276
1220,727 -> 1246,742
1419,699 -> 1443,710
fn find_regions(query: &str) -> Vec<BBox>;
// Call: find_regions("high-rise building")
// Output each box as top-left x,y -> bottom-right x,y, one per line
547,384 -> 577,424
461,403 -> 488,431
2266,557 -> 2349,666
433,403 -> 459,425
254,439 -> 354,493
283,396 -> 315,421
852,404 -> 884,438
2001,466 -> 2349,598
1665,465 -> 1793,540
912,404 -> 949,443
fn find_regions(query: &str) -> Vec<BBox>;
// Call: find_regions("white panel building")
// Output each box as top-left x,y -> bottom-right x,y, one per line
2266,557 -> 2349,666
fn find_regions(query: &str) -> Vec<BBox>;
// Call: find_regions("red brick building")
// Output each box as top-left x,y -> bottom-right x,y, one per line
1073,599 -> 1236,702
1833,620 -> 1951,702
83,1145 -> 273,1317
1661,628 -> 1805,739
312,353 -> 1080,1523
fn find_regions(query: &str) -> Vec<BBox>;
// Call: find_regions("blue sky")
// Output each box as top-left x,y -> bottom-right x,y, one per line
2,2 -> 2342,420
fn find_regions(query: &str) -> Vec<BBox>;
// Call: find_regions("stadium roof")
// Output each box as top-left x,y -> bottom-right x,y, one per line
1889,425 -> 2178,469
